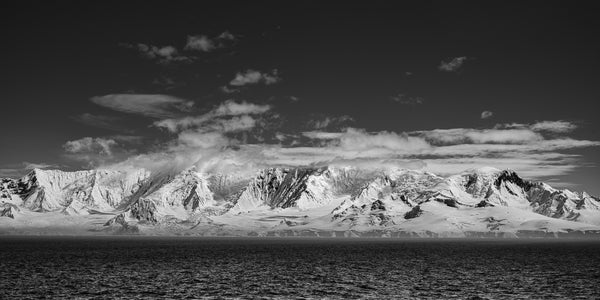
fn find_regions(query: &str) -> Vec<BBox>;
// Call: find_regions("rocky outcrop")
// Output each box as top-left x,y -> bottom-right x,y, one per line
404,205 -> 422,219
233,168 -> 335,212
0,203 -> 19,218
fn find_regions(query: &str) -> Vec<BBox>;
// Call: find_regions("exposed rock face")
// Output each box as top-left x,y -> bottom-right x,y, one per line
207,173 -> 251,203
103,213 -> 139,234
104,213 -> 127,226
120,167 -> 218,223
232,168 -> 335,212
404,206 -> 422,219
0,203 -> 19,218
128,199 -> 158,223
327,167 -> 378,196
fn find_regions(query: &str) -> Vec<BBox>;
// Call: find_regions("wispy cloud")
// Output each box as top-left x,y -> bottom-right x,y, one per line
152,76 -> 186,90
154,100 -> 271,133
496,120 -> 578,134
218,31 -> 236,40
184,36 -> 214,52
439,56 -> 468,72
62,136 -> 142,168
22,162 -> 59,170
64,137 -> 118,156
151,101 -> 276,159
91,94 -> 194,118
73,113 -> 133,133
413,128 -> 543,145
307,115 -> 354,130
122,31 -> 237,64
122,43 -> 192,64
220,86 -> 240,94
480,110 -> 494,119
0,162 -> 61,178
184,31 -> 236,52
108,135 -> 145,144
390,94 -> 425,105
305,128 -> 431,152
229,69 -> 281,86
530,120 -> 577,133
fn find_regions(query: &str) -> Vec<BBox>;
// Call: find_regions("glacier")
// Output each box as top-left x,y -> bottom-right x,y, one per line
1,166 -> 600,237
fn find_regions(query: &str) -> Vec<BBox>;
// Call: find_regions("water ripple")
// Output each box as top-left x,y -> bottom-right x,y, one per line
1,237 -> 599,299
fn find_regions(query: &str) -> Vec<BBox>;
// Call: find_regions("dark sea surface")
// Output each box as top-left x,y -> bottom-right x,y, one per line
1,237 -> 599,299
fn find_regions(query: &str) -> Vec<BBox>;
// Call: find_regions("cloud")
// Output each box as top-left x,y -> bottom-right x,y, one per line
155,100 -> 271,133
176,131 -> 231,149
337,128 -> 431,152
218,31 -> 236,40
152,76 -> 186,90
220,86 -> 239,94
184,35 -> 215,52
22,162 -> 59,170
0,168 -> 29,178
150,100 -> 276,167
530,120 -> 577,133
306,115 -> 354,130
123,43 -> 192,64
438,56 -> 468,72
185,31 -> 237,52
481,110 -> 493,119
292,125 -> 599,181
62,136 -> 142,168
85,97 -> 598,186
137,44 -> 177,59
63,137 -> 118,156
106,122 -> 600,185
229,69 -> 281,86
303,128 -> 431,152
421,157 -> 579,179
390,94 -> 425,105
426,139 -> 600,158
496,120 -> 578,134
414,128 -> 543,145
214,100 -> 271,116
302,131 -> 344,140
0,162 -> 62,178
91,94 -> 194,118
108,135 -> 145,144
122,32 -> 237,64
72,113 -> 133,133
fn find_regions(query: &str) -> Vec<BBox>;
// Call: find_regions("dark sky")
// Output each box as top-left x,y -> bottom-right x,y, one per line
1,1 -> 599,193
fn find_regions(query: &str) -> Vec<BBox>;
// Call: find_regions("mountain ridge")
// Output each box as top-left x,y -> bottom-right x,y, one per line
1,166 -> 599,237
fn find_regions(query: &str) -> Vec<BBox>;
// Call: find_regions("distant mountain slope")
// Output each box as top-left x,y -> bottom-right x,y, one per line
1,166 -> 599,237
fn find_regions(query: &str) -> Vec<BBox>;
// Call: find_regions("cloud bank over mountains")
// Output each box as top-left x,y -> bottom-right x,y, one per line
63,94 -> 599,186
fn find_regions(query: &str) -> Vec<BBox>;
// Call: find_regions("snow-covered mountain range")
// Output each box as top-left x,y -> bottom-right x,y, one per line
1,166 -> 599,237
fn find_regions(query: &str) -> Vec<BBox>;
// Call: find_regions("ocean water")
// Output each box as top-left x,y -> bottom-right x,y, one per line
1,237 -> 599,299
